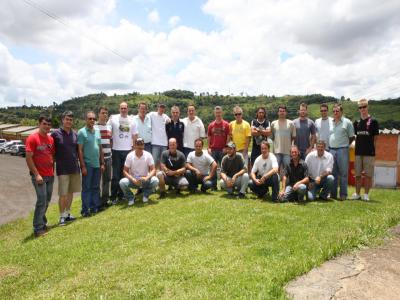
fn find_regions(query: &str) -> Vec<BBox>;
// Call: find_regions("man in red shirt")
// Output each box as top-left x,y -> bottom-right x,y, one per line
207,106 -> 230,189
25,115 -> 55,237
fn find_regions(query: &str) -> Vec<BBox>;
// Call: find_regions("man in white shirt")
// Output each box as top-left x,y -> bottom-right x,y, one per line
305,140 -> 334,200
133,102 -> 152,153
315,103 -> 332,150
249,141 -> 279,201
119,138 -> 159,205
107,102 -> 138,204
182,104 -> 206,157
148,103 -> 170,169
185,138 -> 217,192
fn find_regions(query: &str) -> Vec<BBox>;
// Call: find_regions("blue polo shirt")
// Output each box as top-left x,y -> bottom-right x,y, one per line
51,128 -> 80,175
77,127 -> 101,168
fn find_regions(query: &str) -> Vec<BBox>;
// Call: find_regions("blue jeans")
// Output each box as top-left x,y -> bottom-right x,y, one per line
282,184 -> 307,201
249,174 -> 280,201
152,145 -> 167,167
220,173 -> 249,194
81,166 -> 101,214
185,170 -> 216,191
119,176 -> 159,200
275,153 -> 290,170
144,143 -> 152,153
31,175 -> 54,233
100,158 -> 112,206
308,175 -> 334,200
211,149 -> 224,166
111,150 -> 131,200
330,147 -> 349,199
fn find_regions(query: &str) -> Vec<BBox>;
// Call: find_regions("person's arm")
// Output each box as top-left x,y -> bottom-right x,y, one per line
78,144 -> 87,176
279,175 -> 287,197
175,165 -> 186,176
186,162 -> 201,176
26,152 -> 43,184
99,144 -> 105,173
291,123 -> 296,144
348,120 -> 355,145
207,124 -> 212,154
123,166 -> 139,185
261,167 -> 278,181
144,164 -> 156,181
204,161 -> 217,182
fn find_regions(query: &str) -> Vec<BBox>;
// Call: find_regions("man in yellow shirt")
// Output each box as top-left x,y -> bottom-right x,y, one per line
229,105 -> 251,166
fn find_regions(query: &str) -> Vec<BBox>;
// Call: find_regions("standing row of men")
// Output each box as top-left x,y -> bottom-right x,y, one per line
26,99 -> 379,237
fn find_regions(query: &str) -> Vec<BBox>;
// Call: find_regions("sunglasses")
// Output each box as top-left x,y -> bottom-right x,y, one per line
333,110 -> 340,113
88,118 -> 97,121
320,110 -> 328,112
234,113 -> 242,116
358,106 -> 367,109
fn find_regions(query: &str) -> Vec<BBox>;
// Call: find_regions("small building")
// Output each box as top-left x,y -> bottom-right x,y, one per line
1,126 -> 38,141
19,128 -> 39,142
0,124 -> 19,138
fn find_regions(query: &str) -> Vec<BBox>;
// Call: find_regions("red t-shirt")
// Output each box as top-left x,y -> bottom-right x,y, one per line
207,120 -> 230,150
25,132 -> 55,177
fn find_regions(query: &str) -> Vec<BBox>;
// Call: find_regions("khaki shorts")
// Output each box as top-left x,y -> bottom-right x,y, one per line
58,173 -> 81,196
355,156 -> 375,177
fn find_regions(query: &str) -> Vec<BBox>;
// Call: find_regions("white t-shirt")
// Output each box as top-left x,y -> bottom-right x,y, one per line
187,150 -> 215,175
183,116 -> 206,149
148,112 -> 170,146
124,150 -> 154,177
251,153 -> 279,176
107,114 -> 137,151
305,150 -> 334,180
315,117 -> 333,149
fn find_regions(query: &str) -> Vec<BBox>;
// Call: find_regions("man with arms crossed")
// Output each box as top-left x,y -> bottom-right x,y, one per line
186,139 -> 217,193
279,145 -> 309,202
157,138 -> 189,197
78,111 -> 104,216
351,99 -> 379,201
26,115 -> 55,237
250,107 -> 271,166
51,111 -> 80,226
119,138 -> 159,205
249,141 -> 279,201
220,142 -> 249,199
107,102 -> 138,204
305,140 -> 334,201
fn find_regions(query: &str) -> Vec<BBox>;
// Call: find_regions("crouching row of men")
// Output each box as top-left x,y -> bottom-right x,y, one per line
120,136 -> 334,203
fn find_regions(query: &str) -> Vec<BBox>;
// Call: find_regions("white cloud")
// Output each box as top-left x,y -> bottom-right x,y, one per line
168,16 -> 181,27
147,10 -> 160,23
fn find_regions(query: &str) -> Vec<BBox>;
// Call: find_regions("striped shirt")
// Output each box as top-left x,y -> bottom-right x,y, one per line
95,123 -> 112,159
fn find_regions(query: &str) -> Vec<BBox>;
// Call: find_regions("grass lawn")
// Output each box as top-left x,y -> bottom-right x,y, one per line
1,188 -> 400,299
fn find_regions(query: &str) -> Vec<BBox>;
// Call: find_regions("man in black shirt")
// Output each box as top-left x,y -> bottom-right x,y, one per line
166,105 -> 185,152
279,145 -> 309,202
250,107 -> 271,165
351,99 -> 379,201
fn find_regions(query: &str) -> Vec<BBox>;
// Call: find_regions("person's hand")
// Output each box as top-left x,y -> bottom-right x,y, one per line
226,179 -> 234,188
195,170 -> 202,178
101,164 -> 105,173
315,176 -> 321,185
203,175 -> 211,182
279,190 -> 285,198
81,166 -> 87,176
208,148 -> 212,155
254,178 -> 262,186
293,183 -> 299,191
35,174 -> 44,185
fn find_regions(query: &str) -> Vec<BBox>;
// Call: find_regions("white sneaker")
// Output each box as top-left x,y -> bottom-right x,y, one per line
128,199 -> 135,206
143,196 -> 149,203
362,194 -> 370,201
351,193 -> 361,200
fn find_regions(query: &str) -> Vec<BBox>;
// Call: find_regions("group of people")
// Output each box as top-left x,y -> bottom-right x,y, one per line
25,99 -> 379,237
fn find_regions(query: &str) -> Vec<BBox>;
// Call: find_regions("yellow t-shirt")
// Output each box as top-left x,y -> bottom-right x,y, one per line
230,120 -> 251,151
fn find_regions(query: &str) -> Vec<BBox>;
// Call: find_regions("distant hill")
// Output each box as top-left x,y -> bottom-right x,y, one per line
1,90 -> 399,129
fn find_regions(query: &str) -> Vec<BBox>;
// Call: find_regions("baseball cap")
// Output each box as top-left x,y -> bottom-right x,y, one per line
226,141 -> 236,149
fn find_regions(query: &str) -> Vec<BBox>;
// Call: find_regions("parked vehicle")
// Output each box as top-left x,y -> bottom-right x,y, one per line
0,140 -> 23,154
0,139 -> 6,145
9,145 -> 26,157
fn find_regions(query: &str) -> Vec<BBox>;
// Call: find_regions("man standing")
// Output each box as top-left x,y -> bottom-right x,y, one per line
220,142 -> 249,198
249,141 -> 279,201
119,138 -> 159,205
207,106 -> 230,166
133,102 -> 152,153
78,111 -> 104,216
250,107 -> 271,165
329,103 -> 355,200
186,139 -> 217,192
166,105 -> 185,152
25,115 -> 55,237
157,138 -> 189,197
294,103 -> 316,159
95,106 -> 112,208
183,104 -> 206,157
315,103 -> 332,150
148,103 -> 170,168
51,111 -> 80,226
279,145 -> 309,202
305,140 -> 335,201
107,102 -> 138,204
230,106 -> 251,166
351,99 -> 379,201
270,104 -> 296,171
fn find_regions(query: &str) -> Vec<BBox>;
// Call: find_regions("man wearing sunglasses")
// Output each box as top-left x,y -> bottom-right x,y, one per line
352,99 -> 379,201
229,106 -> 251,166
315,103 -> 333,150
78,111 -> 104,216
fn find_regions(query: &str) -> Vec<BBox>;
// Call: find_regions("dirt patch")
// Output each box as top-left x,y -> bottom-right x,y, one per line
0,155 -> 59,225
0,266 -> 20,280
286,225 -> 400,299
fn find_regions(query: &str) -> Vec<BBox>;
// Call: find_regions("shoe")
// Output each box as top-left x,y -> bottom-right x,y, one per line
111,199 -> 118,205
351,193 -> 361,200
159,191 -> 167,199
128,198 -> 135,206
237,193 -> 246,199
175,189 -> 181,195
59,217 -> 67,226
340,196 -> 347,201
136,188 -> 143,196
66,214 -> 76,222
200,186 -> 207,193
143,196 -> 149,203
362,194 -> 370,201
34,230 -> 48,238
82,212 -> 91,218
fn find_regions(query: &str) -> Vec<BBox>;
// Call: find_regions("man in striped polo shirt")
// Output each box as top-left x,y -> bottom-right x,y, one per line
95,106 -> 112,208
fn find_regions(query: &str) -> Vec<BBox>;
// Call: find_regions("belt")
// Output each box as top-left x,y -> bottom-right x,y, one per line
329,146 -> 349,150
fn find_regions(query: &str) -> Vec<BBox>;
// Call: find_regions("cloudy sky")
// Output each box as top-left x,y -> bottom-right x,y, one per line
1,0 -> 400,107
